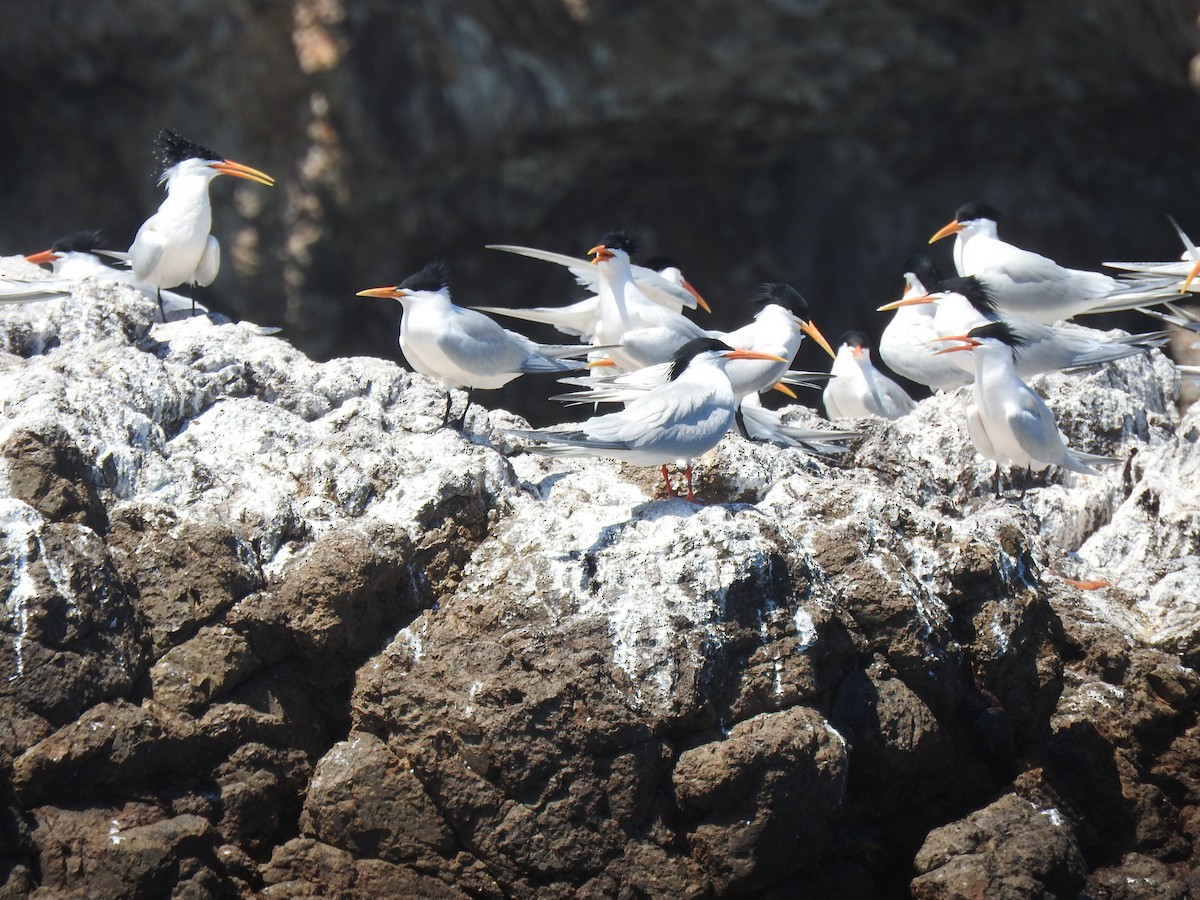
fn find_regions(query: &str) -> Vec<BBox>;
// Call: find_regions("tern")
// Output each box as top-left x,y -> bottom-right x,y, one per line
879,275 -> 1169,377
129,129 -> 273,318
474,246 -> 711,339
27,229 -> 206,321
823,331 -> 917,420
584,230 -> 713,370
877,255 -> 971,391
357,260 -> 597,428
506,337 -> 787,501
929,201 -> 1177,323
933,322 -> 1121,494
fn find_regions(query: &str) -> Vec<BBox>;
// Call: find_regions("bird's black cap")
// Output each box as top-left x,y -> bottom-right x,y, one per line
157,129 -> 222,174
935,275 -> 998,314
668,337 -> 734,382
52,229 -> 104,254
954,201 -> 1003,224
399,259 -> 450,293
903,253 -> 943,288
839,330 -> 869,349
750,282 -> 810,320
968,321 -> 1027,349
597,229 -> 639,257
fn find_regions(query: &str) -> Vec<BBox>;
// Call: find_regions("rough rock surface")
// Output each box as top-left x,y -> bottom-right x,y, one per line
2,275 -> 1200,897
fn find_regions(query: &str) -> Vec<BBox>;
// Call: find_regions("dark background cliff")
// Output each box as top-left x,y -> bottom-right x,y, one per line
1,0 -> 1199,419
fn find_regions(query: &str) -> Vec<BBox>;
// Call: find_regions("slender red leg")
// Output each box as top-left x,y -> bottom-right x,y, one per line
661,464 -> 675,496
685,463 -> 696,502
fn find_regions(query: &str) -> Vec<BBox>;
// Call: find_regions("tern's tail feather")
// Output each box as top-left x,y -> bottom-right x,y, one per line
1062,450 -> 1123,475
0,281 -> 71,304
504,428 -> 627,455
472,305 -> 594,338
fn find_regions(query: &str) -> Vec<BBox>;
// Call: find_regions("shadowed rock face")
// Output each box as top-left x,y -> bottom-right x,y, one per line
2,271 -> 1200,896
1,2 -> 1199,429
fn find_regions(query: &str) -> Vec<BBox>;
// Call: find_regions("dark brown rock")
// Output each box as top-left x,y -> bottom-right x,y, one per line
2,426 -> 108,532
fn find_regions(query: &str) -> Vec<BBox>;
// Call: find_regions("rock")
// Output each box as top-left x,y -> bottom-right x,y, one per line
3,271 -> 1200,896
911,792 -> 1087,899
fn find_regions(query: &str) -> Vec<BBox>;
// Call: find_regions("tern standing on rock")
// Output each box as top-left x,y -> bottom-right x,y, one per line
823,331 -> 916,421
507,337 -> 787,501
357,260 -> 597,429
129,129 -> 274,318
933,322 -> 1121,495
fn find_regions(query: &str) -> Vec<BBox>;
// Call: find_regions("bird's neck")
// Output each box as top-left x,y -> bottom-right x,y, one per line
596,260 -> 633,325
159,172 -> 216,227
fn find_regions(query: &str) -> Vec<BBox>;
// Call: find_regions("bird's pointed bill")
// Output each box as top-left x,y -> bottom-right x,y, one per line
25,249 -> 58,265
928,219 -> 965,244
723,349 -> 789,363
586,358 -> 617,368
587,244 -> 615,264
682,279 -> 713,313
1182,257 -> 1200,293
356,286 -> 404,299
772,382 -> 798,399
210,159 -> 275,187
877,293 -> 934,312
800,320 -> 836,359
929,334 -> 981,355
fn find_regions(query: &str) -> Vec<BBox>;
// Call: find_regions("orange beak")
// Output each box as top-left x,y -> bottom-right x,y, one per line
682,278 -> 712,313
929,334 -> 981,355
851,346 -> 864,360
800,320 -> 836,359
1182,257 -> 1200,293
210,158 -> 275,187
356,286 -> 405,299
723,349 -> 789,363
586,358 -> 617,368
25,249 -> 58,265
929,219 -> 965,244
772,382 -> 798,399
588,244 -> 615,264
877,292 -> 934,312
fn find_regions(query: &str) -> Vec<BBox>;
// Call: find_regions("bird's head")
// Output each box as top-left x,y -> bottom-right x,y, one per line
155,129 -> 274,187
929,201 -> 1002,244
930,321 -> 1026,356
588,229 -> 639,264
356,259 -> 449,303
751,283 -> 835,358
839,330 -> 870,361
667,337 -> 788,381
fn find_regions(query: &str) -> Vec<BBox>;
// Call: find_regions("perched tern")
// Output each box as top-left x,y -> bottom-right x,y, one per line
27,229 -> 206,321
357,260 -> 597,427
584,230 -> 713,370
507,337 -> 787,501
933,322 -> 1121,492
877,255 -> 971,391
823,331 -> 917,420
129,129 -> 274,317
712,283 -> 835,398
929,201 -> 1177,323
474,245 -> 710,339
879,275 -> 1169,377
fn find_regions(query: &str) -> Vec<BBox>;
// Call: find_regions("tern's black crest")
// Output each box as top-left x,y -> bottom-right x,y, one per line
52,229 -> 104,254
936,275 -> 998,315
954,201 -> 1003,225
598,230 -> 639,257
839,330 -> 869,350
903,253 -> 942,288
751,282 -> 809,319
667,337 -> 733,382
968,321 -> 1027,350
399,259 -> 450,293
156,129 -> 221,174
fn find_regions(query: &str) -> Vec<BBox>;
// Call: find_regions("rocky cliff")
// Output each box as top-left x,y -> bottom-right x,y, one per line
1,270 -> 1199,897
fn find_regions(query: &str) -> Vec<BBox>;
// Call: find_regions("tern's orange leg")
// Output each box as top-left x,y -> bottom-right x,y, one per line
685,464 -> 696,502
660,465 -> 675,496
